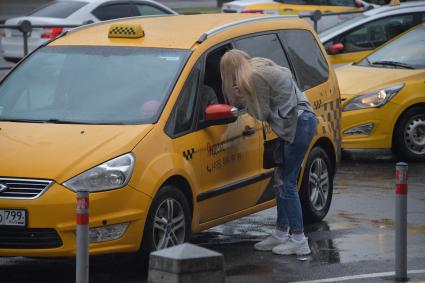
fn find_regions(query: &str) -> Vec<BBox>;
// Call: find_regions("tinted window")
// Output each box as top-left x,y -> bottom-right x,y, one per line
135,4 -> 168,15
234,34 -> 290,68
327,0 -> 355,6
0,46 -> 189,124
92,3 -> 137,21
279,30 -> 328,90
29,1 -> 87,18
166,64 -> 201,136
335,14 -> 415,53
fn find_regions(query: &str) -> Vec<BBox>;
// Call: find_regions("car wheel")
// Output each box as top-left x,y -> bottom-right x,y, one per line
394,107 -> 425,161
300,147 -> 333,223
140,185 -> 191,257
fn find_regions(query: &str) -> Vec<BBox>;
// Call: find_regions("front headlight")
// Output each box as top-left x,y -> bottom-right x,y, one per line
343,84 -> 404,111
63,153 -> 135,192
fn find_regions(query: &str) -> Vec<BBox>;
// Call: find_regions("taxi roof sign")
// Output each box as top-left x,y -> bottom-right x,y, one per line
108,24 -> 144,38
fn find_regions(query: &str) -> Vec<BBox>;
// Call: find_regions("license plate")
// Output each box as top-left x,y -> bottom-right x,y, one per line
0,209 -> 26,227
11,30 -> 22,37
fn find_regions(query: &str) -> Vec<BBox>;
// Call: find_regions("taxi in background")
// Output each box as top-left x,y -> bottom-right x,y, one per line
337,23 -> 425,160
221,0 -> 368,15
320,1 -> 425,65
0,13 -> 340,258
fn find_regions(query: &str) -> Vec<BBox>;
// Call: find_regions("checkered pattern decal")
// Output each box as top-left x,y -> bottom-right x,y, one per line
312,86 -> 342,150
183,148 -> 195,160
108,24 -> 144,38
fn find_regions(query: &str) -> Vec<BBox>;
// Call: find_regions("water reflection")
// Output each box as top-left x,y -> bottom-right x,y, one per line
192,215 -> 342,280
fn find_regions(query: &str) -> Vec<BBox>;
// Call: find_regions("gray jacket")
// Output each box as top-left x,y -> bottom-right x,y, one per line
245,58 -> 314,144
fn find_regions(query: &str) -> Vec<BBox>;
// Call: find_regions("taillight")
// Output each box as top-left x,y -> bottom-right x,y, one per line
241,9 -> 264,13
41,27 -> 63,39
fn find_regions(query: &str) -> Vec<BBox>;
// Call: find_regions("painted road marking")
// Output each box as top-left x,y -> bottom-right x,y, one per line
291,269 -> 425,283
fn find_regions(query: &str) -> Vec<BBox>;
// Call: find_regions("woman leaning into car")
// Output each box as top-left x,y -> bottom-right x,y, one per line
220,49 -> 317,256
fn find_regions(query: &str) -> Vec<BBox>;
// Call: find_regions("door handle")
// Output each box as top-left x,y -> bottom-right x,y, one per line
242,126 -> 256,136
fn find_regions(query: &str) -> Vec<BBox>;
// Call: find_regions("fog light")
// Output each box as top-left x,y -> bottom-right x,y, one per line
89,223 -> 129,243
343,123 -> 374,135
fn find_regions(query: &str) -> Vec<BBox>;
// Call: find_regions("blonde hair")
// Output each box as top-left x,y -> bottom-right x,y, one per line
220,49 -> 262,116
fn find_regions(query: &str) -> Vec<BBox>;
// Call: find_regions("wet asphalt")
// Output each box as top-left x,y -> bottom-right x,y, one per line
0,150 -> 424,282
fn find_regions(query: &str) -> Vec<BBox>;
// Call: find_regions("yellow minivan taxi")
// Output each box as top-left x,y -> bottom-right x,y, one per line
0,14 -> 341,257
338,23 -> 425,160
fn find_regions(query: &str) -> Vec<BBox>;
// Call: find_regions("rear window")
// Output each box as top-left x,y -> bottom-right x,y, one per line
279,30 -> 328,90
29,1 -> 87,19
0,46 -> 189,125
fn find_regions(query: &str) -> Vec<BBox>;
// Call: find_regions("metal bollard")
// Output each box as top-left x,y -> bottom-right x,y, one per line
76,189 -> 89,283
18,20 -> 32,56
395,162 -> 408,282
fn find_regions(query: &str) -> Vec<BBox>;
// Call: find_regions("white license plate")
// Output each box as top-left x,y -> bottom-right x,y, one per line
11,30 -> 23,37
0,209 -> 26,226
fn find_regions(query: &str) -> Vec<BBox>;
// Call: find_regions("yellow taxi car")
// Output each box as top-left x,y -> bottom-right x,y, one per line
0,13 -> 341,257
222,0 -> 364,15
320,1 -> 425,65
337,23 -> 425,160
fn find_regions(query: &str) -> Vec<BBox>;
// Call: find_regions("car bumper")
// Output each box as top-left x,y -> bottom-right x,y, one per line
0,183 -> 151,257
1,37 -> 46,59
341,104 -> 398,149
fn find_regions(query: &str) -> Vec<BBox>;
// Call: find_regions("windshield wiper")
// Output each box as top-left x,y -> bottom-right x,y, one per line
0,118 -> 94,124
371,60 -> 414,69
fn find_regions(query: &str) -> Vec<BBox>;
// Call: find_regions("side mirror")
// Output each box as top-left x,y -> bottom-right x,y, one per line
329,43 -> 345,55
201,104 -> 238,128
354,0 -> 363,8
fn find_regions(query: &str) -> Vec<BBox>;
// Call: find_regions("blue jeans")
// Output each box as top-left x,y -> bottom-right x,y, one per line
275,111 -> 317,232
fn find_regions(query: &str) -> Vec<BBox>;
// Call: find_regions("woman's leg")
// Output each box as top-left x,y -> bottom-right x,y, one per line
277,112 -> 317,232
273,111 -> 317,255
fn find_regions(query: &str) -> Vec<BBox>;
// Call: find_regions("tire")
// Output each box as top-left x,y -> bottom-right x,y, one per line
140,185 -> 191,258
393,107 -> 425,161
299,147 -> 333,223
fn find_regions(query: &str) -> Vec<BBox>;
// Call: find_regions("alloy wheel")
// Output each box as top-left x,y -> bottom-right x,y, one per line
309,157 -> 329,211
152,198 -> 186,250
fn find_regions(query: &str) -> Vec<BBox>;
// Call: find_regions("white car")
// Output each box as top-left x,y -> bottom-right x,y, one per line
1,0 -> 177,62
319,1 -> 425,64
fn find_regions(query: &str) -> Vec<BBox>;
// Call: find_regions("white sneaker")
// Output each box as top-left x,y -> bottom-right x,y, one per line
254,234 -> 289,251
272,237 -> 311,256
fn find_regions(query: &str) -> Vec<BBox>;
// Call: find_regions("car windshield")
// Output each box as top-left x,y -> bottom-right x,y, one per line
319,14 -> 366,38
28,1 -> 88,18
358,25 -> 425,69
0,46 -> 189,124
275,0 -> 355,6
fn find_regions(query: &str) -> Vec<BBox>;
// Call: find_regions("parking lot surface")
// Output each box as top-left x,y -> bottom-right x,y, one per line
0,151 -> 424,282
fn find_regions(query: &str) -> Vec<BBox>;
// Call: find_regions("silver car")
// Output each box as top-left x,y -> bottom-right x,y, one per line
1,0 -> 177,62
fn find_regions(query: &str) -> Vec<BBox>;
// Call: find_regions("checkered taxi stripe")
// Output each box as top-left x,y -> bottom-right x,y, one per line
312,86 -> 342,150
108,24 -> 144,38
183,148 -> 195,160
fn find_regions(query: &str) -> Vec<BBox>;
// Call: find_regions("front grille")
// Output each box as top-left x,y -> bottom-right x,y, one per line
0,227 -> 63,249
0,178 -> 53,199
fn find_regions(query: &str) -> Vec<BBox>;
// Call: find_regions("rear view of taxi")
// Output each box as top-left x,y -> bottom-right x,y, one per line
0,14 -> 340,258
338,23 -> 425,160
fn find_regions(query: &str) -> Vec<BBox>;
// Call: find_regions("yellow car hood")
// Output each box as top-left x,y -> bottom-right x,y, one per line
0,123 -> 153,182
336,64 -> 422,100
